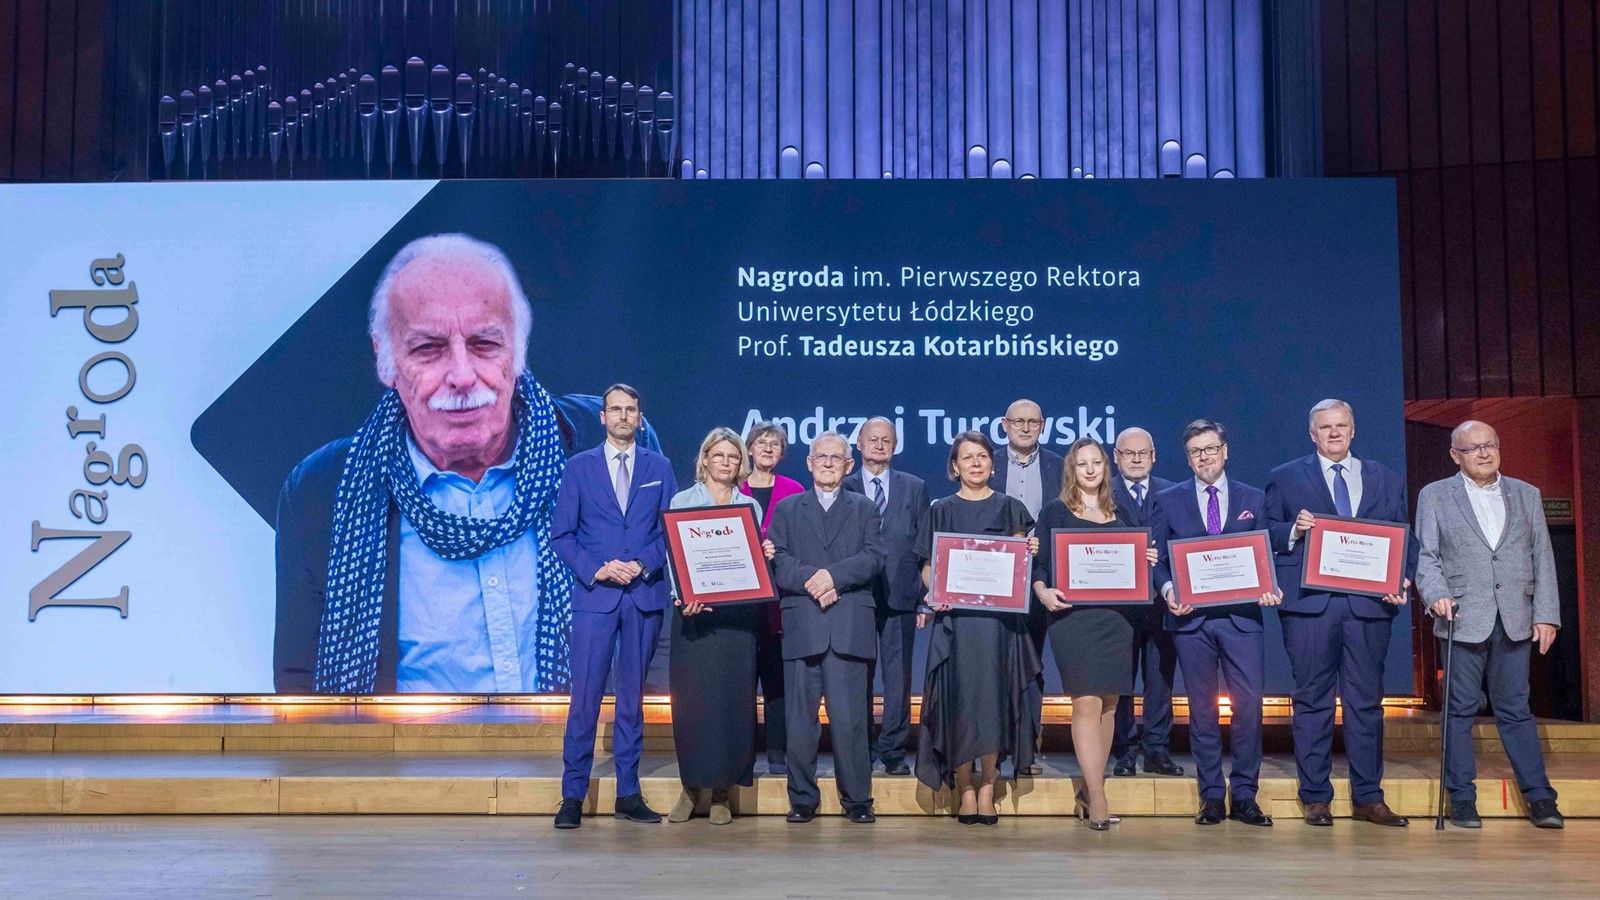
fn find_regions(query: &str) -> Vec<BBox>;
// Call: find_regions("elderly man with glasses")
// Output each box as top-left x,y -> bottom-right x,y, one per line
1415,420 -> 1565,829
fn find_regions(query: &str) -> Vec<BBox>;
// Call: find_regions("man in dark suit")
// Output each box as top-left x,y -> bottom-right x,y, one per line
843,417 -> 930,776
1107,426 -> 1184,778
550,384 -> 678,829
1150,419 -> 1281,827
1416,420 -> 1564,829
769,431 -> 887,824
1266,399 -> 1415,828
993,398 -> 1064,774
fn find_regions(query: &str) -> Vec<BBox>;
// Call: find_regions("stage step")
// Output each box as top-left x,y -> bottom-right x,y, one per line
1,750 -> 1596,818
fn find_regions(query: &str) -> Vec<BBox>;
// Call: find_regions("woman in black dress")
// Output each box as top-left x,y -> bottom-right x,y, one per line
914,431 -> 1041,825
667,427 -> 775,825
1032,437 -> 1158,829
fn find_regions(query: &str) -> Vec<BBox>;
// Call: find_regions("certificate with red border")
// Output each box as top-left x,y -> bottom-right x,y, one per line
1168,530 -> 1277,607
1051,528 -> 1151,604
1301,516 -> 1409,598
928,532 -> 1031,613
662,505 -> 777,606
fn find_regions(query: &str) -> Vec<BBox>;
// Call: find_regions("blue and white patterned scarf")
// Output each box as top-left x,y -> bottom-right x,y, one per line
314,373 -> 573,693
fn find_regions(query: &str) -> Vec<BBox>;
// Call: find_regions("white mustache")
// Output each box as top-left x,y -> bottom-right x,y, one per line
428,386 -> 498,412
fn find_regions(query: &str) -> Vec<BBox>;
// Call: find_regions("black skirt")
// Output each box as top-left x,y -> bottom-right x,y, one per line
1047,606 -> 1137,696
915,610 -> 1040,788
669,602 -> 760,791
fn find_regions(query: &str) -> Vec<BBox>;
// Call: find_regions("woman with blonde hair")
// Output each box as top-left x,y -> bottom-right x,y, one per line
667,427 -> 774,824
1032,437 -> 1158,830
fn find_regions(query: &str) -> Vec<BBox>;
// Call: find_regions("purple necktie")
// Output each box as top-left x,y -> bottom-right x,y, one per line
1205,485 -> 1221,535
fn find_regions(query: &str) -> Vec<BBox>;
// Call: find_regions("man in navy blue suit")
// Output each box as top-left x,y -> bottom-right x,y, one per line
1107,427 -> 1184,778
1265,399 -> 1415,828
1151,419 -> 1281,827
551,383 -> 679,829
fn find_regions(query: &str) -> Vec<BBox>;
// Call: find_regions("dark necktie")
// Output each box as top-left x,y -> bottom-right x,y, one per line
1205,485 -> 1221,535
1331,463 -> 1353,517
1132,481 -> 1145,511
872,476 -> 886,529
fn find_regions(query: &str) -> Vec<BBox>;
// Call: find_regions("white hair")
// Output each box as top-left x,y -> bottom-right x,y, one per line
810,431 -> 850,455
1308,398 -> 1353,428
369,233 -> 533,384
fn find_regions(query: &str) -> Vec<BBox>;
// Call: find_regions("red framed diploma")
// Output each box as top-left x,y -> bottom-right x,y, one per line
1051,528 -> 1151,604
928,532 -> 1031,613
662,505 -> 777,606
1300,516 -> 1409,598
1168,529 -> 1277,607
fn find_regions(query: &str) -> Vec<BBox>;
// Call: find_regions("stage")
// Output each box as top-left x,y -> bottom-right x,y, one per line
1,702 -> 1596,819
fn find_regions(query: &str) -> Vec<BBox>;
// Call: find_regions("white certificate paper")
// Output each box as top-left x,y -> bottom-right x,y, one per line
1069,544 -> 1137,590
1183,546 -> 1261,595
676,516 -> 761,595
1316,530 -> 1393,582
946,548 -> 1019,596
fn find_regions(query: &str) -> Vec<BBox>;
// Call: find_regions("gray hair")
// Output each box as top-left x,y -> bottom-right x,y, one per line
369,233 -> 533,384
810,431 -> 850,455
1308,398 -> 1354,428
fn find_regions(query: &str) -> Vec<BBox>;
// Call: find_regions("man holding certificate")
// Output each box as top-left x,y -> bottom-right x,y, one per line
1150,419 -> 1281,827
1265,399 -> 1416,828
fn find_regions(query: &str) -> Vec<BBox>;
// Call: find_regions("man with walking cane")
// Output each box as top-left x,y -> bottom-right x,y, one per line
1414,421 -> 1564,829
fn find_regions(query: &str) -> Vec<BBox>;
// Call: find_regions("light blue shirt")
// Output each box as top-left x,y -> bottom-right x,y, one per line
396,436 -> 541,693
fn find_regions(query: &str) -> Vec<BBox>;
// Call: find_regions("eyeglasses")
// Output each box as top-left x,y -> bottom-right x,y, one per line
706,452 -> 742,463
1115,449 -> 1153,461
1186,443 -> 1225,460
1452,440 -> 1500,455
751,439 -> 783,450
810,453 -> 848,465
1006,417 -> 1043,429
604,405 -> 640,417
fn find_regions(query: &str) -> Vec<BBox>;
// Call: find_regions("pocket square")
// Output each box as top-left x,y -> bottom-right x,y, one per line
640,480 -> 662,488
1236,510 -> 1255,521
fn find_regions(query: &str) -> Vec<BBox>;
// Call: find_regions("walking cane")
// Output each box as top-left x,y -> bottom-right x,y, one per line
1434,602 -> 1458,830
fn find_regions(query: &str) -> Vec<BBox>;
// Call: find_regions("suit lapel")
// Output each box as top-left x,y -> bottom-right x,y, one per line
624,450 -> 646,511
800,492 -> 829,550
1448,477 -> 1493,549
594,449 -> 626,517
1302,456 -> 1337,515
1496,480 -> 1520,550
1354,459 -> 1380,518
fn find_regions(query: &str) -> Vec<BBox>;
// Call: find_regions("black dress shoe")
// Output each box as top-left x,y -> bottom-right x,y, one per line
613,794 -> 662,823
1229,798 -> 1273,827
1529,799 -> 1565,829
883,757 -> 911,777
1143,752 -> 1186,777
845,803 -> 877,824
1302,801 -> 1333,826
1195,798 -> 1226,825
1449,798 -> 1482,829
553,798 -> 583,829
786,805 -> 816,823
1111,753 -> 1138,777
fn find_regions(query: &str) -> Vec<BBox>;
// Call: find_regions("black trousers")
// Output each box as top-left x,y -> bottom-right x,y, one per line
869,607 -> 917,763
786,649 -> 873,810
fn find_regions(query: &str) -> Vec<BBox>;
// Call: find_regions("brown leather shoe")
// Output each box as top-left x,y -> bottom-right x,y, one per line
1351,800 -> 1409,827
1303,802 -> 1333,826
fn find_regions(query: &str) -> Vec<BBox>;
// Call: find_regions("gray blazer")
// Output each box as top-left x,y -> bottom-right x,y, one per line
769,490 -> 886,660
1414,474 -> 1560,643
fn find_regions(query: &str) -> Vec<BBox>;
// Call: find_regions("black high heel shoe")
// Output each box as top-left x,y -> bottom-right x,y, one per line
1075,790 -> 1118,831
956,813 -> 980,825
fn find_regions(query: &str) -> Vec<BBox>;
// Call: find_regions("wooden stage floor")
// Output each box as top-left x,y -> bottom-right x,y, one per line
2,703 -> 1597,819
2,815 -> 1597,898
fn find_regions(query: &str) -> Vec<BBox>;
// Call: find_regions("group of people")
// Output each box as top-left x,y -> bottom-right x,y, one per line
275,234 -> 1566,835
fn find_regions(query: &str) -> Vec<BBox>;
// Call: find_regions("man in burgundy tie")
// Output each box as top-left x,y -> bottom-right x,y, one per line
1149,419 -> 1282,827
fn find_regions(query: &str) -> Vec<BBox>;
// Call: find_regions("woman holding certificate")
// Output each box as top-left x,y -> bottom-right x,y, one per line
914,431 -> 1041,825
667,427 -> 775,825
1032,437 -> 1156,830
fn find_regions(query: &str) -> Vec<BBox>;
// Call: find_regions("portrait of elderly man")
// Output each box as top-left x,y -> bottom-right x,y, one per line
273,233 -> 656,694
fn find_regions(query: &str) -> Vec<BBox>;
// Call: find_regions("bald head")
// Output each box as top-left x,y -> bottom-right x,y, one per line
1002,399 -> 1044,454
1449,420 -> 1502,486
1114,426 -> 1155,480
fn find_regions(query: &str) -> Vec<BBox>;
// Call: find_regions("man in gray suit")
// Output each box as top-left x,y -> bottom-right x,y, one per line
1415,420 -> 1564,829
844,417 -> 930,776
769,431 -> 887,824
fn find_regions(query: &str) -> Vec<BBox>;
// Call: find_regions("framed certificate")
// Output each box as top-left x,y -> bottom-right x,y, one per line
662,505 -> 777,606
928,532 -> 1031,613
1300,515 -> 1409,598
1168,529 -> 1277,607
1051,528 -> 1151,604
